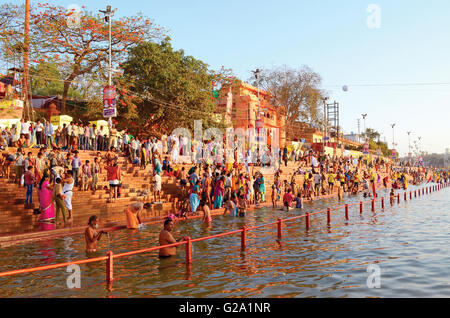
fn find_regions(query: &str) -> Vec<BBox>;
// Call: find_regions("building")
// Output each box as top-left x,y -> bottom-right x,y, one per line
216,81 -> 286,147
287,121 -> 364,154
343,133 -> 361,143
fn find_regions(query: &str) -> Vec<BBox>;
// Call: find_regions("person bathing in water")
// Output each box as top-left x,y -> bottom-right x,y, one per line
223,198 -> 238,217
85,215 -> 108,253
238,194 -> 247,217
201,200 -> 212,224
283,188 -> 294,211
158,218 -> 185,258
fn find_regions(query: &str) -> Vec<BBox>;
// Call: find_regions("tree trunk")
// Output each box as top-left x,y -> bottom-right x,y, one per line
61,74 -> 76,114
61,81 -> 70,114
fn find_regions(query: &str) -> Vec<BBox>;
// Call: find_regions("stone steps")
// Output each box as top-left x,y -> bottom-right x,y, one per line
0,149 -> 314,236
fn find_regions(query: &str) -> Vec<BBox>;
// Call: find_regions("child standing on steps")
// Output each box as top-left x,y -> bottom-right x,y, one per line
80,160 -> 91,191
91,157 -> 100,194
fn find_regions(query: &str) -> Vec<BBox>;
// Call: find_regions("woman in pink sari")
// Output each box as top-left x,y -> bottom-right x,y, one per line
38,173 -> 55,222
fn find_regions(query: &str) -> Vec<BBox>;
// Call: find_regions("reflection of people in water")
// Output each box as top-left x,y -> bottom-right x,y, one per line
37,238 -> 56,264
85,215 -> 107,253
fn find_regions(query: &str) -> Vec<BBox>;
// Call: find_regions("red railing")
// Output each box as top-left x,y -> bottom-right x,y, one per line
0,182 -> 447,290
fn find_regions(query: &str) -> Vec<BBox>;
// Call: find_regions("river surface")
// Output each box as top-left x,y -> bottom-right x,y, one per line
0,184 -> 448,298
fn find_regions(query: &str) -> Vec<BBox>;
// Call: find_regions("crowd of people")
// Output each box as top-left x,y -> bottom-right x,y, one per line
0,118 -> 133,152
1,118 -> 449,257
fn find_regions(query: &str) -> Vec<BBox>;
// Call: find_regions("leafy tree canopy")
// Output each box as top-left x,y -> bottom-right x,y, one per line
118,38 -> 225,136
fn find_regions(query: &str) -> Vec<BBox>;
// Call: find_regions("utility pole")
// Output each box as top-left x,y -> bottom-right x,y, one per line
322,97 -> 329,153
407,131 -> 412,163
23,0 -> 30,121
357,119 -> 361,143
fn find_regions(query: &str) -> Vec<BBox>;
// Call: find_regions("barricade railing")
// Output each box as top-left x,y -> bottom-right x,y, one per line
0,182 -> 447,290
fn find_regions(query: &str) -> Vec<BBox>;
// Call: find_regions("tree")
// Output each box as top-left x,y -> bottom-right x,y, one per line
0,2 -> 165,112
364,128 -> 381,142
368,139 -> 391,157
0,3 -> 25,63
30,60 -> 82,98
118,38 -> 224,136
250,65 -> 326,139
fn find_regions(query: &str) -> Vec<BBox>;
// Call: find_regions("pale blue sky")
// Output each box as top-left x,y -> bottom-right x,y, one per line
9,0 -> 450,155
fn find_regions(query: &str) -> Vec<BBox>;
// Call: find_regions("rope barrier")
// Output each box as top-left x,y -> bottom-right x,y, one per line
0,182 -> 447,290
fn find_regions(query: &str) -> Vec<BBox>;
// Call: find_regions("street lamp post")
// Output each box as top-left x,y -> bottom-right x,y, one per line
418,136 -> 422,155
99,5 -> 117,120
99,5 -> 117,87
252,69 -> 261,121
362,114 -> 367,141
252,69 -> 262,154
391,124 -> 396,149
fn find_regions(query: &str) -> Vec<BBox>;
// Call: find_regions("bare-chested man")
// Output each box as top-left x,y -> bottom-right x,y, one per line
158,219 -> 184,258
203,173 -> 212,209
179,167 -> 188,198
85,215 -> 107,253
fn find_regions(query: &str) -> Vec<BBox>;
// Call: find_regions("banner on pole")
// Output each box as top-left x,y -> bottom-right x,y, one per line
103,85 -> 117,118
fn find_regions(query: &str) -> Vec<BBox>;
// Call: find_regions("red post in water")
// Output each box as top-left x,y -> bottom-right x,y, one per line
345,204 -> 349,220
327,208 -> 331,225
415,190 -> 417,198
381,197 -> 385,209
185,237 -> 192,264
410,192 -> 412,200
397,194 -> 400,204
277,218 -> 282,239
305,213 -> 310,230
360,202 -> 363,214
372,180 -> 377,198
106,251 -> 114,285
241,226 -> 247,250
371,200 -> 375,212
404,192 -> 407,201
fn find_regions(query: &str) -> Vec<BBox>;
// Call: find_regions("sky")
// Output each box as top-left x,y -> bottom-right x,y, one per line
7,0 -> 450,155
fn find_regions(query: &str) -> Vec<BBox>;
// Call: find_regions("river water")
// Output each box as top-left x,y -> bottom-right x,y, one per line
0,184 -> 448,298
